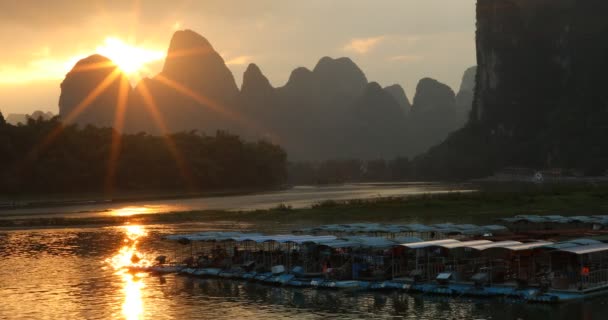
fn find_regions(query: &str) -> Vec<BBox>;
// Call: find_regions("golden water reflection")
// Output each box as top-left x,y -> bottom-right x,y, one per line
106,225 -> 150,320
109,205 -> 185,217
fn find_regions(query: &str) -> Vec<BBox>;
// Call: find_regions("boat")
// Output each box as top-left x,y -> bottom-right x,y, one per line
146,227 -> 608,303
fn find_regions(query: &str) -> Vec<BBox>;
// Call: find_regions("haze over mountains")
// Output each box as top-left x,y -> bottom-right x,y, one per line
59,29 -> 475,161
4,110 -> 54,125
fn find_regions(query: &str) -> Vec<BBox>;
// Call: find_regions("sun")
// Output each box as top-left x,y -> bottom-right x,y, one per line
96,37 -> 165,75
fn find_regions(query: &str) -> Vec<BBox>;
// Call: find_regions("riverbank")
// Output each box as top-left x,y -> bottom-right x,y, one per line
2,185 -> 607,230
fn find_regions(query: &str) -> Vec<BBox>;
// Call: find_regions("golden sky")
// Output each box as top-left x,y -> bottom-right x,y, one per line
0,0 -> 476,115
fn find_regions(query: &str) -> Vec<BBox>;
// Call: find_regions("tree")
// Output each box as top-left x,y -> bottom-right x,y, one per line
0,111 -> 5,126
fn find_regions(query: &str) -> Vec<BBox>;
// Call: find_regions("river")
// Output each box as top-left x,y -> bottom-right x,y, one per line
0,182 -> 471,220
0,183 -> 606,319
0,224 -> 606,320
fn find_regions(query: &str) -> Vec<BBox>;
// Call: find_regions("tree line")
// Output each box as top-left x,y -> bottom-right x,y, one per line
0,112 -> 287,195
288,158 -> 414,185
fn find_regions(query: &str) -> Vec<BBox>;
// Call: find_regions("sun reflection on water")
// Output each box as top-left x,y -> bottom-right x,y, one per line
106,225 -> 151,320
111,206 -> 152,217
109,204 -> 186,217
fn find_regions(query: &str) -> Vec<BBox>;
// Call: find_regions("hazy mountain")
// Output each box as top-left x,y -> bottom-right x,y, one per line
57,29 -> 471,161
455,66 -> 476,120
273,56 -> 371,159
383,84 -> 411,112
161,29 -> 239,104
237,63 -> 279,139
5,110 -> 54,125
405,78 -> 462,155
128,29 -> 240,135
348,82 -> 408,159
417,0 -> 608,179
59,54 -> 131,128
411,78 -> 456,113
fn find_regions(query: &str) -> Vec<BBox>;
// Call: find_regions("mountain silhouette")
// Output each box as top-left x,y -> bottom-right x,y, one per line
58,29 -> 471,161
59,54 -> 131,127
417,0 -> 608,179
348,82 -> 408,159
383,84 -> 411,112
127,30 -> 240,135
456,66 -> 476,119
5,110 -> 55,125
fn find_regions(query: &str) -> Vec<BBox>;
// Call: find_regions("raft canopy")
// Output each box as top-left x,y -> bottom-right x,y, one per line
495,241 -> 554,251
468,241 -> 523,251
293,223 -> 509,235
400,239 -> 461,249
343,236 -> 400,248
499,214 -> 608,226
552,243 -> 608,255
435,240 -> 493,249
234,234 -> 337,244
163,232 -> 339,245
542,239 -> 602,250
163,232 -> 264,242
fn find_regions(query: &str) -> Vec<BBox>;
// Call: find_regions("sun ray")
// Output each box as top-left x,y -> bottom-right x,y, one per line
96,37 -> 164,75
135,80 -> 196,189
22,69 -> 122,167
154,74 -> 253,128
62,68 -> 123,125
69,60 -> 118,73
154,73 -> 282,142
105,74 -> 131,195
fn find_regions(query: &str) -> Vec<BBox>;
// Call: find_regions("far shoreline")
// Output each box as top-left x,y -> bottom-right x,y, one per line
2,184 -> 608,231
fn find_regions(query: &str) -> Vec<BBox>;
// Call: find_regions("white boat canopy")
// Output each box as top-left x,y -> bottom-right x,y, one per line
400,239 -> 460,249
467,241 -> 523,251
493,241 -> 554,251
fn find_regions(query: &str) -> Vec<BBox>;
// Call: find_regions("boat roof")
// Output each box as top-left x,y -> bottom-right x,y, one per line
232,234 -> 338,244
553,243 -> 608,255
542,239 -> 602,250
164,232 -> 338,244
294,223 -> 509,235
314,239 -> 362,248
163,232 -> 264,241
400,239 -> 460,249
436,240 -> 493,249
343,236 -> 399,248
393,236 -> 424,244
493,241 -> 554,251
468,240 -> 523,250
499,214 -> 608,225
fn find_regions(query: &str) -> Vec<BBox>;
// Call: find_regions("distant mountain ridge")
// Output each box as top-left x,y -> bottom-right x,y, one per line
5,110 -> 55,125
58,29 -> 475,160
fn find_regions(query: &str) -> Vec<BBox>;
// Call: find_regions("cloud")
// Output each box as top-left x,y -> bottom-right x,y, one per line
343,36 -> 386,54
225,55 -> 253,66
388,55 -> 423,63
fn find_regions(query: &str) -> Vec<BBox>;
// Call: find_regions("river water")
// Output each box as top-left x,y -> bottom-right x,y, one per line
0,184 -> 607,319
0,224 -> 606,320
0,182 -> 470,219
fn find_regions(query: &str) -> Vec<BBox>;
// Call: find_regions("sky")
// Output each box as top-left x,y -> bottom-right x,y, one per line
0,0 -> 476,115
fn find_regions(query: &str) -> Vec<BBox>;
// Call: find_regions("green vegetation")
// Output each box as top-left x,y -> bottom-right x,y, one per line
3,185 -> 608,229
0,117 -> 287,195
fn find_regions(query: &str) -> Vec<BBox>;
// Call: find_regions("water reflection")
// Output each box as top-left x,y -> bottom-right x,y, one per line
109,205 -> 185,217
105,225 -> 150,320
1,226 -> 608,319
